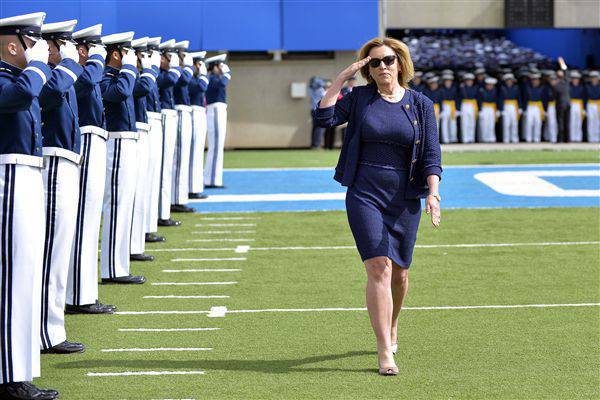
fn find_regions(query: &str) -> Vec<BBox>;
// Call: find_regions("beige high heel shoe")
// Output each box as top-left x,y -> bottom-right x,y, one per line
378,364 -> 399,376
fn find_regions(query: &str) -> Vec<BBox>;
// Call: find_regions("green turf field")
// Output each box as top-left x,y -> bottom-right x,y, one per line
35,150 -> 599,399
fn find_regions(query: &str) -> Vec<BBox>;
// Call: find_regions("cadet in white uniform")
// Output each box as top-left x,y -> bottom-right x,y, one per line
188,51 -> 209,199
587,71 -> 600,142
0,12 -> 59,400
38,19 -> 87,354
499,73 -> 521,143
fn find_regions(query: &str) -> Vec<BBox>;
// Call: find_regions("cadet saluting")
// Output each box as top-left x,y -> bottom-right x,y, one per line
0,11 -> 59,400
67,23 -> 116,315
38,19 -> 87,355
99,32 -> 146,284
188,51 -> 209,199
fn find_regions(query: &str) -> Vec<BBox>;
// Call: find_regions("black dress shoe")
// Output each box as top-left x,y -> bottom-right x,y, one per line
205,184 -> 226,189
65,300 -> 115,315
158,218 -> 181,227
130,253 -> 155,262
145,232 -> 166,242
41,340 -> 85,354
0,382 -> 59,400
189,192 -> 208,199
170,204 -> 195,213
101,275 -> 146,284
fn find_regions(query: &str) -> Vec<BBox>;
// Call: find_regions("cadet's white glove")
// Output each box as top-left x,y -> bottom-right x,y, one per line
141,53 -> 152,69
455,110 -> 461,116
88,44 -> 107,60
151,51 -> 161,68
220,63 -> 230,74
25,39 -> 49,64
496,110 -> 502,118
121,49 -> 137,67
169,52 -> 179,69
183,53 -> 193,67
199,61 -> 207,76
59,42 -> 79,62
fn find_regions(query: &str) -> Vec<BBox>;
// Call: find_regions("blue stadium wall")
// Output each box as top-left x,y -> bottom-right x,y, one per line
0,0 -> 379,51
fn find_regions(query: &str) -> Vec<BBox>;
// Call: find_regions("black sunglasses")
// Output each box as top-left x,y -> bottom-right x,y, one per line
369,55 -> 396,68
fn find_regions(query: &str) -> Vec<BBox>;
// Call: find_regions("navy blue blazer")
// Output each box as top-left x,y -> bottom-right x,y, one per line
316,83 -> 442,199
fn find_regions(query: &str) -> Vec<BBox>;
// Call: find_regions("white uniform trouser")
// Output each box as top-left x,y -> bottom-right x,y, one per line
440,102 -> 457,143
477,105 -> 496,143
173,105 -> 192,205
41,156 -> 79,349
569,100 -> 584,142
130,122 -> 150,255
460,101 -> 476,143
502,103 -> 519,143
587,101 -> 599,142
100,135 -> 139,279
145,112 -> 163,233
159,109 -> 178,220
204,102 -> 227,187
67,127 -> 107,306
544,103 -> 558,143
0,163 -> 44,384
190,105 -> 207,194
524,103 -> 543,142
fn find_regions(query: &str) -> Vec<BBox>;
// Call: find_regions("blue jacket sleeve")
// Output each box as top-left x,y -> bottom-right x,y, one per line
74,54 -> 104,97
176,66 -> 193,87
0,61 -> 51,113
189,74 -> 208,94
314,90 -> 354,128
100,64 -> 137,102
157,67 -> 181,89
420,99 -> 442,180
133,68 -> 155,98
39,58 -> 84,110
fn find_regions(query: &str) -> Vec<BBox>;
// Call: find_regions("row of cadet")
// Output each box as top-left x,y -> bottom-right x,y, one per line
410,67 -> 600,144
0,12 -> 231,399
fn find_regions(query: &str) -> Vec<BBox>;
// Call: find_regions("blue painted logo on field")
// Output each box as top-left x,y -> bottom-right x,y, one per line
191,164 -> 600,213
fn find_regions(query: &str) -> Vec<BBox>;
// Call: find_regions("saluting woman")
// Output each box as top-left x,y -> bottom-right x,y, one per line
316,37 -> 442,376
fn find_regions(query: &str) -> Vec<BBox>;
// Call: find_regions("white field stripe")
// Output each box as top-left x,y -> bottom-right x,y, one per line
162,269 -> 242,273
191,193 -> 344,203
151,282 -> 237,286
195,223 -> 256,227
118,328 -> 220,332
143,295 -> 230,299
101,348 -> 212,352
115,303 -> 599,316
191,230 -> 256,234
147,241 -> 600,253
186,239 -> 255,242
87,371 -> 205,377
171,257 -> 246,262
199,217 -> 261,220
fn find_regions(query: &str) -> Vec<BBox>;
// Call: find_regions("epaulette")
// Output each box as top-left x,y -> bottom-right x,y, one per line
106,72 -> 116,77
0,67 -> 13,74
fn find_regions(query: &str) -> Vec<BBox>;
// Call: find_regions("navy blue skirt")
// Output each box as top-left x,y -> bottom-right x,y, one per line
345,164 -> 421,268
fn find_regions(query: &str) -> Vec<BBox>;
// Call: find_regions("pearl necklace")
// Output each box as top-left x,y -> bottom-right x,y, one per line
378,88 -> 403,102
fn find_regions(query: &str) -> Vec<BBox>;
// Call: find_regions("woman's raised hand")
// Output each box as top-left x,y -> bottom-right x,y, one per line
336,56 -> 371,82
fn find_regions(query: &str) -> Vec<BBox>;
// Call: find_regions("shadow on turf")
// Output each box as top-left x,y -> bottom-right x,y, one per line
53,350 -> 376,374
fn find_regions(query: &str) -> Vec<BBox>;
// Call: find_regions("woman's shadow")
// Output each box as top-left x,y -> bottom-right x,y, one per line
53,350 -> 375,374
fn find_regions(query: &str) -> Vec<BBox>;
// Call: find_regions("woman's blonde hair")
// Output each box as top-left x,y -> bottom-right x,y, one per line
358,37 -> 414,88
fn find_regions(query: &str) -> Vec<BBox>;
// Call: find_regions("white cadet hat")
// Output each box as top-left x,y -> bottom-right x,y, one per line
441,74 -> 454,81
462,73 -> 475,80
41,19 -> 77,41
72,24 -> 103,45
102,31 -> 134,48
131,36 -> 149,50
484,77 -> 497,85
204,53 -> 227,64
189,51 -> 206,60
174,40 -> 189,50
0,12 -> 46,39
159,39 -> 176,52
427,76 -> 439,83
570,71 -> 582,79
589,71 -> 599,78
502,73 -> 516,81
529,72 -> 541,79
147,36 -> 161,51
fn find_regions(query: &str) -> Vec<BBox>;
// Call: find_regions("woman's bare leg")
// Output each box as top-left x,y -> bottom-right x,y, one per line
390,264 -> 409,346
364,256 -> 395,367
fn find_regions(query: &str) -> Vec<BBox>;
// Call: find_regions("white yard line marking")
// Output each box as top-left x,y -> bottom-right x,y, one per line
208,306 -> 228,318
195,223 -> 257,227
186,239 -> 255,242
150,241 -> 600,253
162,269 -> 242,273
87,371 -> 205,377
199,217 -> 261,220
191,230 -> 256,234
152,282 -> 237,286
191,193 -> 345,203
115,302 -> 599,316
101,348 -> 212,352
235,245 -> 251,253
171,257 -> 246,262
118,328 -> 220,332
143,295 -> 230,299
